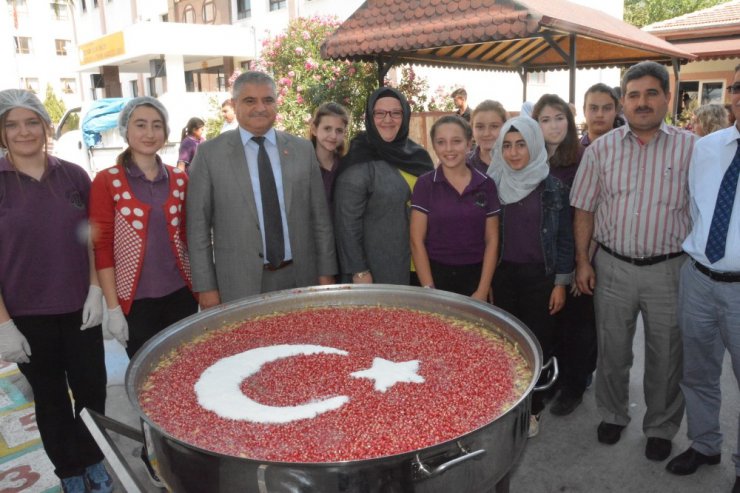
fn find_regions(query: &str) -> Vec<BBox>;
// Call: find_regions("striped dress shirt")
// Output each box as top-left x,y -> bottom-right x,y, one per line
570,122 -> 696,257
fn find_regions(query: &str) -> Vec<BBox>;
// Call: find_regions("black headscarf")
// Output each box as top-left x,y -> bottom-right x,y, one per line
340,87 -> 433,177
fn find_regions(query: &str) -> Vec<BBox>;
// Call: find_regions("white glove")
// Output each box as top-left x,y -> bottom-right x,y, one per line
103,306 -> 129,348
0,319 -> 31,364
80,285 -> 104,330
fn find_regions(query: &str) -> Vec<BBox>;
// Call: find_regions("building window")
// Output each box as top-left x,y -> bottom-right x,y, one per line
55,39 -> 71,56
183,5 -> 195,23
202,1 -> 215,23
50,1 -> 69,20
21,77 -> 39,93
237,0 -> 251,19
527,71 -> 546,85
61,78 -> 77,94
269,0 -> 286,11
130,80 -> 139,97
700,82 -> 724,104
9,0 -> 28,13
81,0 -> 87,12
14,36 -> 32,54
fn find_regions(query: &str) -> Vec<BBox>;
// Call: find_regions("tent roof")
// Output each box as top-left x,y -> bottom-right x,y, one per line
321,0 -> 695,72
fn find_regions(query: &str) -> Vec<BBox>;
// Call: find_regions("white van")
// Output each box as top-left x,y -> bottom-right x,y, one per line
52,92 -> 227,178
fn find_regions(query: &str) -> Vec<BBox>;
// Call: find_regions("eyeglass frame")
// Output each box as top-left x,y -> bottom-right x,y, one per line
372,110 -> 404,120
726,83 -> 740,94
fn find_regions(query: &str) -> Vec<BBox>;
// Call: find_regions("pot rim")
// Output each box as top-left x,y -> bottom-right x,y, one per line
126,284 -> 542,466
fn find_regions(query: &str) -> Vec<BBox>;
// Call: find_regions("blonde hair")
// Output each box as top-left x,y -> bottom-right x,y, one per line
0,107 -> 51,170
310,102 -> 350,157
693,104 -> 729,136
471,100 -> 508,125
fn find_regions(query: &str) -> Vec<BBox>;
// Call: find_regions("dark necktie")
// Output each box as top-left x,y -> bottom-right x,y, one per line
705,139 -> 740,264
252,136 -> 284,268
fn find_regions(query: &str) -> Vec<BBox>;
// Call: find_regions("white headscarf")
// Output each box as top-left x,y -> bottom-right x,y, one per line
487,116 -> 549,205
520,101 -> 534,119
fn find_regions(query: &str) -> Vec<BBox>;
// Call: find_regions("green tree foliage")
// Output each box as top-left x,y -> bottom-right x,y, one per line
42,84 -> 66,125
256,17 -> 457,140
256,16 -> 377,139
205,94 -> 224,140
625,0 -> 727,28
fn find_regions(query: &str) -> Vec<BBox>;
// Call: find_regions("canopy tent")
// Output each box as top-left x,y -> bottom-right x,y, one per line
321,0 -> 696,110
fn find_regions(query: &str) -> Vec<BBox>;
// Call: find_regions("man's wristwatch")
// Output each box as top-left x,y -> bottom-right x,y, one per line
354,270 -> 371,279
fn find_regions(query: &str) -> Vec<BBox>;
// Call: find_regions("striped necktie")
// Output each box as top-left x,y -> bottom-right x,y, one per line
705,139 -> 740,264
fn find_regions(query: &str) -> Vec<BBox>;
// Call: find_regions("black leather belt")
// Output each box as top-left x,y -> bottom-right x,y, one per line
264,260 -> 293,271
693,260 -> 740,283
599,244 -> 683,266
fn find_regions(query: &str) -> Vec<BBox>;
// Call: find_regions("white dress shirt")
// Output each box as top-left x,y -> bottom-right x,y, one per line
682,124 -> 740,272
239,127 -> 293,262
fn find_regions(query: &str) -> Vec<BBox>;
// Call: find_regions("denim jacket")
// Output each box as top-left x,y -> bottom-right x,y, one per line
499,174 -> 575,285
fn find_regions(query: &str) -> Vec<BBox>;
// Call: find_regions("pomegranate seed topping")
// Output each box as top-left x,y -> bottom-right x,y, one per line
139,307 -> 530,462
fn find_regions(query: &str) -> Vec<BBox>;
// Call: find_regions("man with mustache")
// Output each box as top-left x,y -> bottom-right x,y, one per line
571,61 -> 696,462
187,71 -> 337,307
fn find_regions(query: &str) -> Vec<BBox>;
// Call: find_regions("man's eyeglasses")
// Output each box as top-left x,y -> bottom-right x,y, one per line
372,110 -> 404,120
727,83 -> 740,94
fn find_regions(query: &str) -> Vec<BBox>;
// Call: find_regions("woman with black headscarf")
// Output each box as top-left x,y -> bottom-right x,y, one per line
334,87 -> 433,285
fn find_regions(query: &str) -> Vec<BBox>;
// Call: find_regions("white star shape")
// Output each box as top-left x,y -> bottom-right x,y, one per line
350,358 -> 424,393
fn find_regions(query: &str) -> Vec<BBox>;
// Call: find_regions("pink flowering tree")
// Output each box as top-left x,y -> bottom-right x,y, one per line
255,17 -> 456,139
255,16 -> 377,139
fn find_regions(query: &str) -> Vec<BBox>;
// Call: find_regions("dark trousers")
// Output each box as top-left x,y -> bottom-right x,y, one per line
125,286 -> 198,359
14,310 -> 106,479
429,259 -> 483,297
554,288 -> 597,397
493,261 -> 557,415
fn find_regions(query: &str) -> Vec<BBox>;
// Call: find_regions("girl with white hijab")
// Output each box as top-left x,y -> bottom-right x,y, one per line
487,116 -> 574,438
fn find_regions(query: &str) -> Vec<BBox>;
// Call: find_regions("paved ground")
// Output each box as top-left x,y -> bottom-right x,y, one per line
1,318 -> 738,492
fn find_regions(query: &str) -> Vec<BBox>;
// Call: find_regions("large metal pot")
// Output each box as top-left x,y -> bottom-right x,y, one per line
124,285 -> 545,493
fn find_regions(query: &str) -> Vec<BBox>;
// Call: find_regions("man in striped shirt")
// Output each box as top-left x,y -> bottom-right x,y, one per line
571,61 -> 696,462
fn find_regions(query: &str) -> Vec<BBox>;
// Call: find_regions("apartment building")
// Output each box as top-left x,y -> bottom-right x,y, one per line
2,0 -> 82,108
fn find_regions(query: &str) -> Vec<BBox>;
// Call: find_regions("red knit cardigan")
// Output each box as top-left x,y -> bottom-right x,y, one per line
90,163 -> 192,314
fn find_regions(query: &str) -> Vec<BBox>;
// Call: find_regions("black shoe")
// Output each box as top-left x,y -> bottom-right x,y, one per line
597,422 -> 625,444
550,392 -> 583,416
645,437 -> 672,461
732,476 -> 739,493
665,447 -> 721,475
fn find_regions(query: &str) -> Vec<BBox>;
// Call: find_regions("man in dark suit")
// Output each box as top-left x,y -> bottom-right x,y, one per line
187,71 -> 337,309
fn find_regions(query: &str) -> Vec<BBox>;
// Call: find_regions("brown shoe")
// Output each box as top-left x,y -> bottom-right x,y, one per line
665,447 -> 720,475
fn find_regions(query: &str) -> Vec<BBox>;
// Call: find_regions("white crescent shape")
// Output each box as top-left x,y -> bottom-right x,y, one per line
194,344 -> 349,424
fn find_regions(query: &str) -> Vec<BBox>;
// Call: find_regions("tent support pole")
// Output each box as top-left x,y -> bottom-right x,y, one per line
569,34 -> 576,104
671,58 -> 682,124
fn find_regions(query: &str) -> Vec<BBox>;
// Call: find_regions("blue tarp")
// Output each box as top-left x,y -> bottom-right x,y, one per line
82,97 -> 132,148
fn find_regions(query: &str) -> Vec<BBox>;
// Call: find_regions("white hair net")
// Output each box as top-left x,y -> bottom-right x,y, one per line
0,89 -> 52,126
118,96 -> 170,142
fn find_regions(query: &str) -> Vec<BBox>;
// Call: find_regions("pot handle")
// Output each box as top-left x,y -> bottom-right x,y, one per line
80,408 -> 148,493
533,356 -> 559,392
414,442 -> 486,478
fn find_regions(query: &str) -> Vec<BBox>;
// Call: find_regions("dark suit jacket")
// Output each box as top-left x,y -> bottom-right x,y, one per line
186,128 -> 337,302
